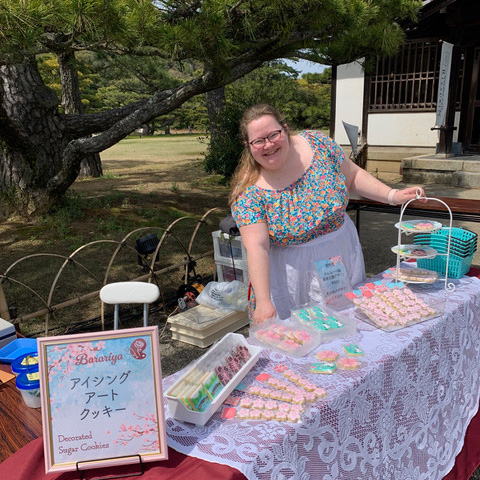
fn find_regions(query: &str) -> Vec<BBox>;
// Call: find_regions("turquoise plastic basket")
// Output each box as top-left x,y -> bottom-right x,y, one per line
415,227 -> 477,277
417,253 -> 474,278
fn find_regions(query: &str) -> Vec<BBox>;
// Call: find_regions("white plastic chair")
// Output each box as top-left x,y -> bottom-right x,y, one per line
99,281 -> 160,329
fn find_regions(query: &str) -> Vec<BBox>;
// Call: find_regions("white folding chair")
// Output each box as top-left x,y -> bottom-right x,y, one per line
99,281 -> 160,329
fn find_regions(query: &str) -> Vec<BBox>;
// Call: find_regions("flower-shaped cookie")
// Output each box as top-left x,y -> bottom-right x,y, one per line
337,357 -> 361,370
316,350 -> 339,362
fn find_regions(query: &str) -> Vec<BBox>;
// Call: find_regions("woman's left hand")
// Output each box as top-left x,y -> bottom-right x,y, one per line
392,186 -> 427,205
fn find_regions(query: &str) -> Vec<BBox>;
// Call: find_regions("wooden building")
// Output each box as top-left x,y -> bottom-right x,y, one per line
332,0 -> 480,177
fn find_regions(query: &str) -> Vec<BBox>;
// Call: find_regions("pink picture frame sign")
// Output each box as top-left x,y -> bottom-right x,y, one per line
37,326 -> 168,473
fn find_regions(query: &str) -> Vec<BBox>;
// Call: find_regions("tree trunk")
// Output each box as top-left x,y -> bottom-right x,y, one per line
58,51 -> 102,178
206,87 -> 226,142
0,55 -> 262,218
0,58 -> 69,217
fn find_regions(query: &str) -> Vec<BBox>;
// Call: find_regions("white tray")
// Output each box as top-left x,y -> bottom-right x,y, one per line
391,244 -> 437,259
354,306 -> 443,332
165,333 -> 262,425
394,219 -> 442,233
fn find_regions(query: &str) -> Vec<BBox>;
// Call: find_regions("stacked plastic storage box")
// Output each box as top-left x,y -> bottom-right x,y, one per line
168,305 -> 248,348
212,230 -> 249,284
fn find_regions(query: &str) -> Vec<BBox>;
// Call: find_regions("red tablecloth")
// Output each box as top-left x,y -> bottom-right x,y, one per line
0,437 -> 247,480
1,410 -> 480,480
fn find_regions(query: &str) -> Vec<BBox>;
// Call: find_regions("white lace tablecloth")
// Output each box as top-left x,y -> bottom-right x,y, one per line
163,275 -> 480,480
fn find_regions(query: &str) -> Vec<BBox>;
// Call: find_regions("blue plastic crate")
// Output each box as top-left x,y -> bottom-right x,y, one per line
0,338 -> 37,363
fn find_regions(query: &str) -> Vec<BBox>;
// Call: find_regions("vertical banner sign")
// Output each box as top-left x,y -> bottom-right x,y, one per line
38,327 -> 168,474
435,41 -> 454,127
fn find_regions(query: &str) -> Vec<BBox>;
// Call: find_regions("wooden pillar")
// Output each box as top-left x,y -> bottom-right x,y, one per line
361,71 -> 371,148
0,282 -> 11,320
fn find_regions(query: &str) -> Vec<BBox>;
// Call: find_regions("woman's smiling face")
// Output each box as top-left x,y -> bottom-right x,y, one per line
246,115 -> 289,172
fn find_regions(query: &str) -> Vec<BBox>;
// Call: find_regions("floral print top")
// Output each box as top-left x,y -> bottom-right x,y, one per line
231,130 -> 348,246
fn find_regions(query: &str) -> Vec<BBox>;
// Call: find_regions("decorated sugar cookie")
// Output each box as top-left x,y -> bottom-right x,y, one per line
316,350 -> 339,362
309,362 -> 337,374
337,357 -> 361,370
343,344 -> 364,356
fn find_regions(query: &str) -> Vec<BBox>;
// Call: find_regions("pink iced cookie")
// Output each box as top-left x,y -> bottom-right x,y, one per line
267,377 -> 280,387
262,410 -> 276,421
337,357 -> 361,370
239,398 -> 253,408
281,393 -> 293,402
236,408 -> 250,419
313,387 -> 327,398
289,374 -> 301,383
286,386 -> 298,395
292,394 -> 306,404
316,350 -> 339,362
289,404 -> 304,412
249,409 -> 262,420
265,400 -> 277,411
278,402 -> 291,412
287,411 -> 301,423
276,411 -> 288,421
304,392 -> 316,402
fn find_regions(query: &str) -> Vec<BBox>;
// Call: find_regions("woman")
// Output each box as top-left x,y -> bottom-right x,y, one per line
230,104 -> 423,324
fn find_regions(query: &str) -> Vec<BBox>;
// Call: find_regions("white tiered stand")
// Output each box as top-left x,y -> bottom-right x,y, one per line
394,189 -> 455,292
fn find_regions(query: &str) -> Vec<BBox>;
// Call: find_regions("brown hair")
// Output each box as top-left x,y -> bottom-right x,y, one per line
229,104 -> 289,204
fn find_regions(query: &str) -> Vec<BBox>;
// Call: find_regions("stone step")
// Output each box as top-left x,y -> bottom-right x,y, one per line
462,159 -> 480,173
402,156 -> 465,171
452,171 -> 480,188
401,153 -> 480,187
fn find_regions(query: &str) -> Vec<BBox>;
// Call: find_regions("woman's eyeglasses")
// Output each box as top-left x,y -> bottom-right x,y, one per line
249,129 -> 283,148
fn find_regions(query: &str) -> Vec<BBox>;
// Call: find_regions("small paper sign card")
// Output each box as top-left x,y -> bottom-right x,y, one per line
38,326 -> 168,473
314,256 -> 352,310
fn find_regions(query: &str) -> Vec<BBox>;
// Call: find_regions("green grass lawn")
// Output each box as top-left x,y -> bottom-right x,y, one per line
0,135 -> 230,337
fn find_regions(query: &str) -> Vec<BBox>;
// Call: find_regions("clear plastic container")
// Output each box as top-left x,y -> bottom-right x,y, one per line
166,333 -> 261,425
11,351 -> 39,376
290,304 -> 357,342
16,371 -> 41,408
249,317 -> 321,358
212,231 -> 247,261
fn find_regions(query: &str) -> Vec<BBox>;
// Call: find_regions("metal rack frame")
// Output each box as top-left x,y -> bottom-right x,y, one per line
395,189 -> 455,292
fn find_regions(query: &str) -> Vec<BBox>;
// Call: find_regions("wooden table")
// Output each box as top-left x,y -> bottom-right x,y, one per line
347,196 -> 480,232
0,363 -> 42,462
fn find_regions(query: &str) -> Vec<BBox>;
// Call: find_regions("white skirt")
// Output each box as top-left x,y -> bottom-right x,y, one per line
269,214 -> 365,319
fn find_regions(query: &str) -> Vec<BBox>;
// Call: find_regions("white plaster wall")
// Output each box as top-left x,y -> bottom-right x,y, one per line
334,61 -> 461,148
368,112 -> 437,146
367,112 -> 460,146
334,62 -> 364,146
